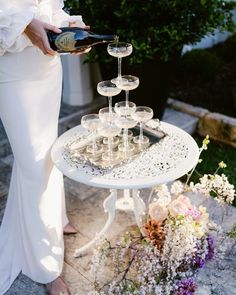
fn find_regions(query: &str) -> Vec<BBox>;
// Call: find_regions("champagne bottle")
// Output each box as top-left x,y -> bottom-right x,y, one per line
47,27 -> 117,53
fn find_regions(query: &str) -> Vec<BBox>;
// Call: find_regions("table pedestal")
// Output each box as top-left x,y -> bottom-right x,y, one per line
74,189 -> 146,257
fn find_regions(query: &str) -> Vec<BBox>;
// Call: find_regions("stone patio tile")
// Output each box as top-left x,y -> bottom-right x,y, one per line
0,139 -> 12,158
62,262 -> 89,295
0,194 -> 7,226
0,160 -> 12,187
1,154 -> 14,167
163,107 -> 198,134
0,181 -> 8,198
0,120 -> 7,142
64,177 -> 108,202
62,190 -> 137,294
5,273 -> 46,295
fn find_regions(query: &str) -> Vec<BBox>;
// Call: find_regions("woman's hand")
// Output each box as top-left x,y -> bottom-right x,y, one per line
25,19 -> 61,56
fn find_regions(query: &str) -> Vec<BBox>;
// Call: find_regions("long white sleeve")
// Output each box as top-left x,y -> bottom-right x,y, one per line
50,0 -> 85,28
0,7 -> 35,56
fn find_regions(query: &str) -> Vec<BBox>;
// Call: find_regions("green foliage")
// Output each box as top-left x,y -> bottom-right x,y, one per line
210,33 -> 236,62
64,0 -> 79,13
179,49 -> 223,80
227,223 -> 236,238
64,0 -> 236,64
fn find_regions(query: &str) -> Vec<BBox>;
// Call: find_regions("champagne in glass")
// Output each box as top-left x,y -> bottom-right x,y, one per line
107,42 -> 133,83
114,101 -> 136,116
115,115 -> 137,155
98,121 -> 121,163
132,106 -> 154,146
112,75 -> 139,107
81,114 -> 103,155
97,81 -> 121,114
99,107 -> 119,145
114,101 -> 136,138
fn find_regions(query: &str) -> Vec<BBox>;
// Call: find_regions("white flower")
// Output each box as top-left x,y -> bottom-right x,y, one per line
154,184 -> 171,199
170,181 -> 184,196
194,174 -> 235,205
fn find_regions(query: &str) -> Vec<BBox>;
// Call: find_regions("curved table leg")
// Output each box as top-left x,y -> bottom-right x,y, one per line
74,189 -> 117,257
132,189 -> 146,235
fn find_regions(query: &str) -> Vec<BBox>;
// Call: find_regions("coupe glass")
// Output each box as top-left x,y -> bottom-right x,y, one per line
107,42 -> 133,83
97,80 -> 121,114
113,75 -> 139,106
115,115 -> 137,155
98,121 -> 121,163
99,107 -> 117,122
99,107 -> 119,146
81,114 -> 103,155
114,101 -> 136,117
131,106 -> 154,146
99,107 -> 120,157
114,101 -> 136,139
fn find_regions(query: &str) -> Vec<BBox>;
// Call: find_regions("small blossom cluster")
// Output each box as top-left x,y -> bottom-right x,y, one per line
192,173 -> 235,205
150,182 -> 210,239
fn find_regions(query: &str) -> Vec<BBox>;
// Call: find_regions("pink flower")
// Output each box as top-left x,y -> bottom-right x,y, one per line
168,195 -> 192,218
187,208 -> 201,220
177,195 -> 193,209
149,201 -> 168,222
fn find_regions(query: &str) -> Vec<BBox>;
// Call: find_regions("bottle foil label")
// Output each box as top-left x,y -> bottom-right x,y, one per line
55,32 -> 76,51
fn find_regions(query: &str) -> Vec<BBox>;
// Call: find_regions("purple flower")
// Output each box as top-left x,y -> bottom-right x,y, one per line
206,234 -> 214,260
176,278 -> 197,295
187,208 -> 201,220
191,243 -> 206,269
192,255 -> 206,268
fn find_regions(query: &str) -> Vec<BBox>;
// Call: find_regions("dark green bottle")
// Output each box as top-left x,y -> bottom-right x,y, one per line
47,27 -> 116,53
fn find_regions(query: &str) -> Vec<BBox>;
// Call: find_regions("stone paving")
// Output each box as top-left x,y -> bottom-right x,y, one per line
0,100 -> 236,294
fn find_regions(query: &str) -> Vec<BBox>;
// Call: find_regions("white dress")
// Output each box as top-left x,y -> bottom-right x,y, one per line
0,1 -> 85,294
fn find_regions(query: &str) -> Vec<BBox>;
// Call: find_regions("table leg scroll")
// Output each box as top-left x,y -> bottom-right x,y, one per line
74,189 -> 117,257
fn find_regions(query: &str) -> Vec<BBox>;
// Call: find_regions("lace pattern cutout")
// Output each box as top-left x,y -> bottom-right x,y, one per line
62,120 -> 189,180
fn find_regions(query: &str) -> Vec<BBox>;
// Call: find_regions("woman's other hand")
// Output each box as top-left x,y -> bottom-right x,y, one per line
25,19 -> 61,56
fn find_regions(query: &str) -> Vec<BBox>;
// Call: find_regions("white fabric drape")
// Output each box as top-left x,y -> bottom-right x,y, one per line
0,1 -> 84,293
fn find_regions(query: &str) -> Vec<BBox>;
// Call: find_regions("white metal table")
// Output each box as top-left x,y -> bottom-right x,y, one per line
51,121 -> 199,257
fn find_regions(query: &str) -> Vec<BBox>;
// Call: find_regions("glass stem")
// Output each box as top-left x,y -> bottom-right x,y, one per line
108,96 -> 112,115
92,132 -> 96,154
108,137 -> 113,160
118,57 -> 122,82
125,90 -> 129,107
124,128 -> 128,152
139,123 -> 144,144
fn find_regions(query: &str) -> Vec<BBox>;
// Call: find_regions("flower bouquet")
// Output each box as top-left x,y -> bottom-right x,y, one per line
89,137 -> 235,295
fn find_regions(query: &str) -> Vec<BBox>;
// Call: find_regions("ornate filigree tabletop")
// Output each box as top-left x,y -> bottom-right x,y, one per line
51,120 -> 199,189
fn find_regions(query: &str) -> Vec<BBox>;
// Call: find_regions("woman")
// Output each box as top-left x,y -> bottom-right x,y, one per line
0,0 -> 89,294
